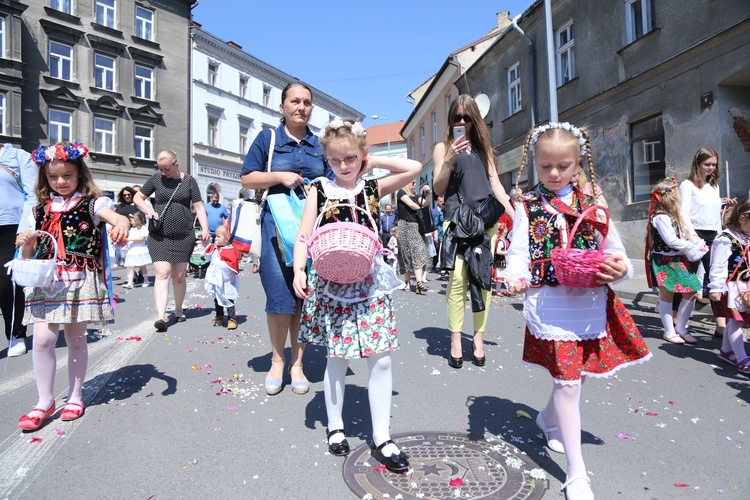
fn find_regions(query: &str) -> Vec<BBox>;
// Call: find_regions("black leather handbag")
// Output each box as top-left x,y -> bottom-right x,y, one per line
475,194 -> 504,229
415,203 -> 436,235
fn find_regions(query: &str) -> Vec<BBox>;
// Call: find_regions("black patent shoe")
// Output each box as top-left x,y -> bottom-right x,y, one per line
448,355 -> 463,369
371,440 -> 410,473
326,429 -> 350,457
471,355 -> 486,367
154,320 -> 167,332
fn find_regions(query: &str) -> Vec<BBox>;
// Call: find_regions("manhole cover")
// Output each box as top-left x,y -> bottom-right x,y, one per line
342,431 -> 549,499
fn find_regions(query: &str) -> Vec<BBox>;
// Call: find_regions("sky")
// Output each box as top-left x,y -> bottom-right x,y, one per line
192,0 -> 533,128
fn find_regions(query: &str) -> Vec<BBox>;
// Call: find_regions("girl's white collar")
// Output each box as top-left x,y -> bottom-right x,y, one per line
317,177 -> 365,198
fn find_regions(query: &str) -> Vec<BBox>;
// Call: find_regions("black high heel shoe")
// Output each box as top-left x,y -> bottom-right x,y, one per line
371,440 -> 410,473
326,429 -> 350,456
415,281 -> 428,294
471,337 -> 486,367
448,354 -> 463,369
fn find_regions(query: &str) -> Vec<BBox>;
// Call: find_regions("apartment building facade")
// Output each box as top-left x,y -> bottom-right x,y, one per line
190,25 -> 364,203
5,0 -> 196,197
461,0 -> 750,256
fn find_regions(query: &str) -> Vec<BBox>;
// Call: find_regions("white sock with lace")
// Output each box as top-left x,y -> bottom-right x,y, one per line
658,300 -> 676,337
324,356 -> 348,444
368,352 -> 399,457
675,298 -> 695,333
727,319 -> 749,362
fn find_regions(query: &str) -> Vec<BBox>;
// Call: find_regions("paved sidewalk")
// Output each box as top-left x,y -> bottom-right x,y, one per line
612,258 -> 658,305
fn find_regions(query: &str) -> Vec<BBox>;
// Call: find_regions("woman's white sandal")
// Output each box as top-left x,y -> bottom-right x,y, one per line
561,474 -> 594,500
536,410 -> 565,454
662,333 -> 685,344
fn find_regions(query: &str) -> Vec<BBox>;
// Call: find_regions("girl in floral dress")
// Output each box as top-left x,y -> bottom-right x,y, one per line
293,120 -> 421,473
502,123 -> 651,500
645,177 -> 707,344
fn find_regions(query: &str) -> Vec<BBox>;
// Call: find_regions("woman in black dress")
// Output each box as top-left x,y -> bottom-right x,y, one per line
133,150 -> 209,331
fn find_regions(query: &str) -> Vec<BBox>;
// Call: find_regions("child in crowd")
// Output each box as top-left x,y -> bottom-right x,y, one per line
293,120 -> 421,472
122,212 -> 151,288
16,142 -> 129,431
493,221 -> 510,294
708,198 -> 750,374
503,123 -> 651,500
387,226 -> 399,270
204,223 -> 240,330
645,177 -> 707,344
189,239 -> 209,278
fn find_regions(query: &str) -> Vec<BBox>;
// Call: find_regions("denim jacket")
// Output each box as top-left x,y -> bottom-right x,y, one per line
0,144 -> 38,232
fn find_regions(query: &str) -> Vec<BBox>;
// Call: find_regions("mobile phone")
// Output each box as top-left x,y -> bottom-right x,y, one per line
453,126 -> 465,140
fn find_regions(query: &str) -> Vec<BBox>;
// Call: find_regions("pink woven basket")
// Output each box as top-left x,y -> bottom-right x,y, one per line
307,203 -> 382,284
550,205 -> 611,288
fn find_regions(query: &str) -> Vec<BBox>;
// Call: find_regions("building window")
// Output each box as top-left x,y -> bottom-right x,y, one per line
0,93 -> 6,135
49,41 -> 73,81
94,53 -> 115,91
410,138 -> 415,159
431,112 -> 438,144
208,115 -> 218,147
0,17 -> 6,59
94,117 -> 115,154
50,0 -> 73,14
239,75 -> 248,99
262,85 -> 271,107
626,0 -> 655,43
556,21 -> 575,86
208,61 -> 218,86
508,62 -> 521,115
445,94 -> 451,115
134,64 -> 154,100
135,6 -> 154,41
134,124 -> 153,159
420,126 -> 425,157
629,115 -> 665,203
49,109 -> 72,144
240,125 -> 249,154
95,0 -> 116,28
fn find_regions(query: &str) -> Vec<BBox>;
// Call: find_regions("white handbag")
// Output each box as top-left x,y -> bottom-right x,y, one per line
4,230 -> 59,288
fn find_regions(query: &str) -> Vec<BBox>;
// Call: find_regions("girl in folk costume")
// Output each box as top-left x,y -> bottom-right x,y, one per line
645,177 -> 707,344
204,222 -> 241,330
708,198 -> 750,375
16,142 -> 129,431
502,123 -> 651,500
293,120 -> 421,473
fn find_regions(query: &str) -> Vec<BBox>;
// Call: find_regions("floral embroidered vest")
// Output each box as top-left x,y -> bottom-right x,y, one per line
313,178 -> 380,232
523,190 -> 599,288
34,197 -> 104,271
649,215 -> 680,253
725,231 -> 749,283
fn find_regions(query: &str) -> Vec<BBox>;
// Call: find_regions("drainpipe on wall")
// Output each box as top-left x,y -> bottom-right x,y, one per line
188,1 -> 200,177
510,14 -> 536,129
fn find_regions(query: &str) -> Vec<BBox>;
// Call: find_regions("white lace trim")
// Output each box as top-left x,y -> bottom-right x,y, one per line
317,177 -> 365,200
522,351 -> 653,386
529,330 -> 608,342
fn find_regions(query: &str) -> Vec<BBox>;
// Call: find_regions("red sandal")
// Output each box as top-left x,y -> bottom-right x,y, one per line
736,358 -> 750,376
18,403 -> 56,431
60,402 -> 85,421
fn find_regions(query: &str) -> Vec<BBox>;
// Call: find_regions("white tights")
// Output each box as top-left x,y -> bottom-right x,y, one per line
722,318 -> 748,362
324,352 -> 399,457
543,382 -> 586,479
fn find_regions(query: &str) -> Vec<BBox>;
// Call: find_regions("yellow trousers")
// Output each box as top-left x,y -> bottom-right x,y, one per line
445,222 -> 498,333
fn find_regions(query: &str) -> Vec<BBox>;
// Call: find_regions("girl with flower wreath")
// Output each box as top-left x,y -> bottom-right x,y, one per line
15,142 -> 130,431
645,177 -> 708,344
292,119 -> 421,473
502,122 -> 651,500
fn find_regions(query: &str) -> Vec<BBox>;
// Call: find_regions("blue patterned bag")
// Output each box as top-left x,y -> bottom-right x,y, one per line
266,188 -> 306,266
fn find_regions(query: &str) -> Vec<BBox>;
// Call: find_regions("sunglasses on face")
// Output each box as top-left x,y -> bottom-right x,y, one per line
327,155 -> 358,168
452,114 -> 472,124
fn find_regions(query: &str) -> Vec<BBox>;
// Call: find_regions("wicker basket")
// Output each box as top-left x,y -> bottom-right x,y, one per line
550,206 -> 610,288
5,230 -> 59,288
735,269 -> 750,310
307,203 -> 382,284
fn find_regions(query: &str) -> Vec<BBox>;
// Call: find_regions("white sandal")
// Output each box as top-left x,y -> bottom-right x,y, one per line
561,474 -> 594,500
536,410 -> 565,454
663,333 -> 685,344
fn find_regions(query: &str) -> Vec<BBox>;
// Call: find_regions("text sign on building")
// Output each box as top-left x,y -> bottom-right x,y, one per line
497,145 -> 524,176
199,164 -> 240,181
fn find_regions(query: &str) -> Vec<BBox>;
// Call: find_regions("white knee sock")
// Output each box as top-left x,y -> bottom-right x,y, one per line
551,383 -> 586,479
675,299 -> 695,333
324,356 -> 348,444
658,300 -> 676,336
64,327 -> 88,404
367,353 -> 399,457
726,319 -> 748,362
31,323 -> 59,409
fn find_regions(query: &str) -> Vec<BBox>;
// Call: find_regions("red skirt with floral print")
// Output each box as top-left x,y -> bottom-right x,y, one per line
522,287 -> 652,383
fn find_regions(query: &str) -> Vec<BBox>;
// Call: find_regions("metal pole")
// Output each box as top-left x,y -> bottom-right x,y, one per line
544,0 -> 558,122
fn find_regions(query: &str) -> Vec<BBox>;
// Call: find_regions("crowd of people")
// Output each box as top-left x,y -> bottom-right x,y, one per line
3,90 -> 748,500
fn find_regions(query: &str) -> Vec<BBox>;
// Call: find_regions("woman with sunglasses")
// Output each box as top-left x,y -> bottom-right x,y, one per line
432,95 -> 514,369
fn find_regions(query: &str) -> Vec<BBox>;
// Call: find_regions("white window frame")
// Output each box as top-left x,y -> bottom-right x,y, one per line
629,115 -> 665,203
239,124 -> 249,154
207,114 -> 219,148
95,0 -> 116,28
134,64 -> 154,100
0,17 -> 6,59
50,0 -> 73,14
239,75 -> 248,99
262,85 -> 271,107
556,21 -> 575,87
625,0 -> 654,44
49,109 -> 72,144
134,124 -> 153,159
49,40 -> 73,81
431,112 -> 437,144
94,53 -> 115,91
208,61 -> 219,86
135,6 -> 154,41
445,94 -> 451,115
507,62 -> 521,115
94,117 -> 115,154
410,138 -> 415,159
0,93 -> 6,135
420,126 -> 425,157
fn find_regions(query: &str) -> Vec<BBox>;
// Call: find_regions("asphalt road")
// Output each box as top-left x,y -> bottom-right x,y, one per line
1,265 -> 748,499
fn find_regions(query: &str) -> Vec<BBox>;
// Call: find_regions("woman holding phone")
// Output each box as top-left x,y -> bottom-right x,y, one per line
432,94 -> 514,369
